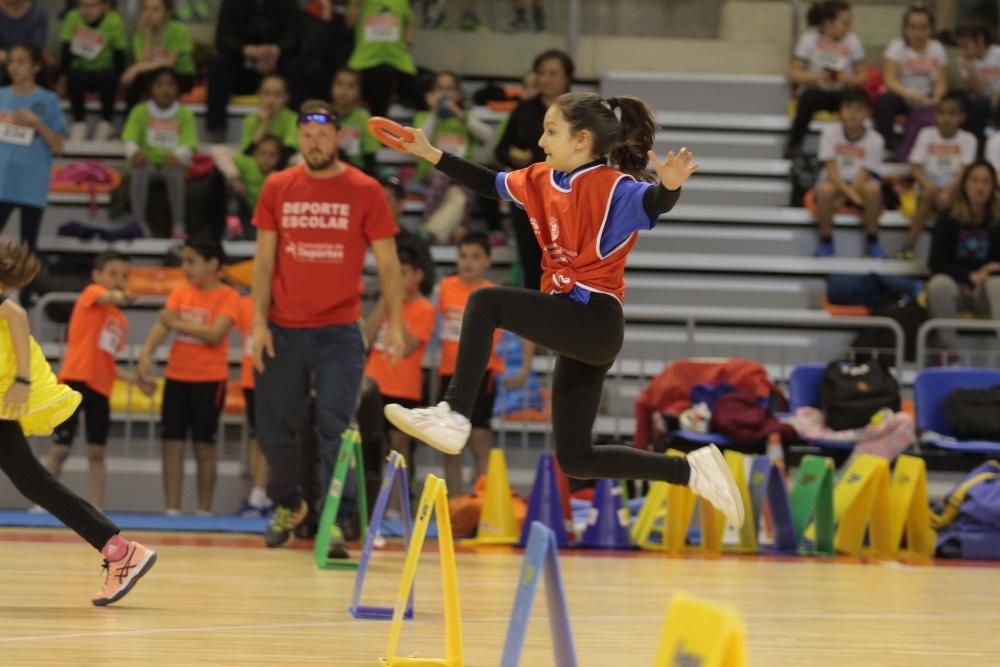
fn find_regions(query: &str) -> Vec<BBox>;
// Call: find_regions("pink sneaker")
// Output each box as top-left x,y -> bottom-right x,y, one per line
92,541 -> 157,606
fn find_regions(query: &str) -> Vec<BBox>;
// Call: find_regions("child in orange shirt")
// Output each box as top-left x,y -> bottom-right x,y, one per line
364,245 -> 435,505
235,291 -> 271,516
46,250 -> 155,509
436,232 -> 502,494
137,239 -> 240,515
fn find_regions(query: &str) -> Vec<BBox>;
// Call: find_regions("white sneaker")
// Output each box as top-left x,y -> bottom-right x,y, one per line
94,120 -> 114,142
384,401 -> 471,455
687,444 -> 745,529
69,121 -> 87,142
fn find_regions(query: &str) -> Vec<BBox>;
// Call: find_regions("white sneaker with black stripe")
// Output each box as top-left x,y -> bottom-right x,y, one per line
687,444 -> 745,528
384,401 -> 471,455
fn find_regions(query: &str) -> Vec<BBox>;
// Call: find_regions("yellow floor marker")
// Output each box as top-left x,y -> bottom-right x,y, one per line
653,592 -> 747,667
464,448 -> 519,545
889,455 -> 936,557
725,450 -> 758,554
381,475 -> 463,667
826,454 -> 893,556
631,480 -> 669,548
633,450 -> 698,552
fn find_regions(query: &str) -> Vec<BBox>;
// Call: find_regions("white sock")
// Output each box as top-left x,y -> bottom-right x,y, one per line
687,465 -> 699,488
249,487 -> 269,508
164,508 -> 182,517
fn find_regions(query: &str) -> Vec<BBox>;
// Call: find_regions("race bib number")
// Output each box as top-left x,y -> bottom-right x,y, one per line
339,126 -> 361,157
98,316 -> 125,356
436,132 -> 467,157
441,307 -> 462,342
836,155 -> 859,179
146,118 -> 180,150
815,47 -> 849,73
71,27 -> 105,60
176,306 -> 210,345
364,14 -> 401,43
0,118 -> 34,146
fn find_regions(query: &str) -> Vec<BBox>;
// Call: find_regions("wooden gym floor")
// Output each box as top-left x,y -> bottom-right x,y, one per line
0,528 -> 997,666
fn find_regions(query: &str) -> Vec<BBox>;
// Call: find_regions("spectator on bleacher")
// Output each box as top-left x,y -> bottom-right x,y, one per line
510,0 -> 544,32
212,133 -> 282,239
0,42 -> 64,252
300,0 -> 354,102
137,239 -> 240,515
240,74 -> 298,159
206,0 -> 301,143
120,0 -> 194,112
901,91 -> 978,258
926,160 -> 1000,351
330,66 -> 378,173
785,0 -> 867,159
61,0 -> 127,142
812,87 -> 885,258
415,70 -> 494,244
954,19 -> 1000,143
876,3 -> 947,159
363,244 -> 434,507
0,0 -> 49,87
45,250 -> 154,509
249,99 -> 404,548
495,49 -> 573,290
235,291 -> 272,517
0,241 -> 157,606
122,66 -> 197,238
345,0 -> 423,118
436,232 -> 501,494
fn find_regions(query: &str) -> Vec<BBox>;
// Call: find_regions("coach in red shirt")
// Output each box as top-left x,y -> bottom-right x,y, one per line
251,99 -> 405,548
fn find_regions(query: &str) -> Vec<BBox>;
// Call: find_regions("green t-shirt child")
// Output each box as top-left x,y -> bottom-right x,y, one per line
348,0 -> 416,75
337,106 -> 380,169
60,9 -> 128,72
132,20 -> 194,76
232,154 -> 268,210
122,101 -> 198,166
240,108 -> 299,152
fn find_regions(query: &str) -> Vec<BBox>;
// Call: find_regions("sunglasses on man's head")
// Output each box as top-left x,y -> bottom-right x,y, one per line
298,112 -> 340,127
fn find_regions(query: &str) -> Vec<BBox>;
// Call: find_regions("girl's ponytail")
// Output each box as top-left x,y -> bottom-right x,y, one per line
0,242 -> 41,289
608,96 -> 656,182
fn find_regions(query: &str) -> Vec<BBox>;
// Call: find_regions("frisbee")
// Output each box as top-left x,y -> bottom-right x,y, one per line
367,116 -> 415,152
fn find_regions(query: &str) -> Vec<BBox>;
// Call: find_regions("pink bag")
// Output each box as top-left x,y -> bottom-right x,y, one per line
52,160 -> 115,218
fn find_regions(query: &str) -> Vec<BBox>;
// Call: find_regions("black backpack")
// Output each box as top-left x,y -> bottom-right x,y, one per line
820,360 -> 901,431
944,387 -> 1000,440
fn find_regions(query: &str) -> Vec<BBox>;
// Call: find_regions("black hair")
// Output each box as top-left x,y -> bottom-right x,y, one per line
147,66 -> 181,94
533,49 -> 575,82
902,3 -> 935,36
457,231 -> 491,257
7,41 -> 49,88
555,92 -> 656,182
253,133 -> 283,155
331,66 -> 362,90
183,238 -> 226,266
939,90 -> 967,113
840,86 -> 871,108
806,0 -> 850,27
94,250 -> 129,271
381,176 -> 405,202
397,244 -> 422,271
955,19 -> 994,45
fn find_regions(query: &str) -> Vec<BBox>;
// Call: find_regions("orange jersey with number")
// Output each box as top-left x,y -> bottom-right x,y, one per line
59,284 -> 128,397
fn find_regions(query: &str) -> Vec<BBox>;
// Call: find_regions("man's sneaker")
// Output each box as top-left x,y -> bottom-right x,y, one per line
865,241 -> 887,259
92,542 -> 157,606
264,500 -> 308,548
384,402 -> 471,455
815,239 -> 835,257
687,444 -> 745,529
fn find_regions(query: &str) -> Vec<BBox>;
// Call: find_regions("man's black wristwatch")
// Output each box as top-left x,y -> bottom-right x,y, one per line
13,375 -> 31,386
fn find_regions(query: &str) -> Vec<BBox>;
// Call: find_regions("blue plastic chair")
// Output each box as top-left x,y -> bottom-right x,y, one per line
914,367 -> 1000,454
785,362 -> 856,450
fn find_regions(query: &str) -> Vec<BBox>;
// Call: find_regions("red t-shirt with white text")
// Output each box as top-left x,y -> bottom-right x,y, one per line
253,164 -> 398,327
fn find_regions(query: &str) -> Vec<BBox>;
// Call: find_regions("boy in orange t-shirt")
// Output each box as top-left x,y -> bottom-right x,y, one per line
364,245 -> 435,505
137,240 -> 240,515
47,250 -> 155,508
235,291 -> 272,516
436,233 -> 502,495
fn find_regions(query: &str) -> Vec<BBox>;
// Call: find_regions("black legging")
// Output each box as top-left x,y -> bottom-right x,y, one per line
788,88 -> 843,152
510,208 -> 542,290
359,64 -> 424,119
67,68 -> 118,122
442,287 -> 690,484
0,202 -> 43,251
0,420 -> 118,551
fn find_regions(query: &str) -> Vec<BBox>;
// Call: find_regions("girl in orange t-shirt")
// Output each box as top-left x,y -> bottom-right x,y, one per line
363,246 -> 434,505
138,239 -> 240,515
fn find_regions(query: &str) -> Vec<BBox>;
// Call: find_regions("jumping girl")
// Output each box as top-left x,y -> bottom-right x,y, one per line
382,92 -> 745,527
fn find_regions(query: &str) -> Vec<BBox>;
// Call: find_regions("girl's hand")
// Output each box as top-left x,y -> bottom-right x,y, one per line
13,109 -> 40,129
136,354 -> 153,382
158,308 -> 179,328
648,147 -> 700,191
2,382 -> 29,419
397,127 -> 440,162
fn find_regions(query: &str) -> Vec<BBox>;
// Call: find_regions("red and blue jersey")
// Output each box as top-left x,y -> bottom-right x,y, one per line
496,160 -> 659,304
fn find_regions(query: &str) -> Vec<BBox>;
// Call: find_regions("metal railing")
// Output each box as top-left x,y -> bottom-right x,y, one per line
915,319 -> 1000,369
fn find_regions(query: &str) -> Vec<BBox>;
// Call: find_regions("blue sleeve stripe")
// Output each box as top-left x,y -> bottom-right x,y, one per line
496,172 -> 512,201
